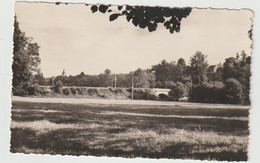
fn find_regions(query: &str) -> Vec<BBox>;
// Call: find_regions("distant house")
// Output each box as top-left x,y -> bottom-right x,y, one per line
207,65 -> 217,73
207,64 -> 223,73
183,76 -> 192,83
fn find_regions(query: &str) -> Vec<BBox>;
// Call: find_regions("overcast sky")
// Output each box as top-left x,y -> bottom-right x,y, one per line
15,2 -> 253,77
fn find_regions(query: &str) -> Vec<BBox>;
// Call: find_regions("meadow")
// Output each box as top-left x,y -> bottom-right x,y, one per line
10,99 -> 249,161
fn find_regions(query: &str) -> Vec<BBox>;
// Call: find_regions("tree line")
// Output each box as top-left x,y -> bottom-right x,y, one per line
27,50 -> 251,104
12,16 -> 251,105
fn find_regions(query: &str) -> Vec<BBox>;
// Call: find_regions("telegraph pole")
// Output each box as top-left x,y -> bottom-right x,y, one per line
190,78 -> 193,95
51,77 -> 55,87
114,73 -> 117,88
131,73 -> 134,100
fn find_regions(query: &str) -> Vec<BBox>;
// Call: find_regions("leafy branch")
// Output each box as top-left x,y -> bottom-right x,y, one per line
89,4 -> 192,34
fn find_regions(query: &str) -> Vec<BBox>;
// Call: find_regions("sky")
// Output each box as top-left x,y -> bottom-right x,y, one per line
15,2 -> 253,77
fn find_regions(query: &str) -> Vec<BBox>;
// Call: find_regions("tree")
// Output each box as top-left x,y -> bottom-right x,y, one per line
88,4 -> 192,34
54,80 -> 63,93
134,68 -> 155,88
12,16 -> 41,95
168,82 -> 187,101
190,51 -> 209,85
103,69 -> 112,87
152,60 -> 174,82
33,72 -> 47,86
176,58 -> 187,81
223,51 -> 251,104
177,58 -> 186,67
104,69 -> 111,75
225,78 -> 244,104
116,73 -> 132,88
78,72 -> 86,78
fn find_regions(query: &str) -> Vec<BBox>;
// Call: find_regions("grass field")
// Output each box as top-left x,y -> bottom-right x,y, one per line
10,99 -> 249,161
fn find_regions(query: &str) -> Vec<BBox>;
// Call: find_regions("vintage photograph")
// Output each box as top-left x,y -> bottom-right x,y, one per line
11,2 -> 253,161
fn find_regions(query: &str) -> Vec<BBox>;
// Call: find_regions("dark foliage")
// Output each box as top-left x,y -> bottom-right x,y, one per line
168,82 -> 187,101
54,80 -> 63,93
190,82 -> 225,103
190,51 -> 209,85
90,4 -> 192,34
130,88 -> 159,100
27,84 -> 43,96
225,78 -> 244,104
223,51 -> 251,104
12,16 -> 41,95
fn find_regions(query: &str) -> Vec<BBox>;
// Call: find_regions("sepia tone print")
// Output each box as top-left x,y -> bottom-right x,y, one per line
11,2 -> 253,161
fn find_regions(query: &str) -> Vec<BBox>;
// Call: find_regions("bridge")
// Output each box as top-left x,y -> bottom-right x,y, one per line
40,85 -> 172,98
151,88 -> 171,96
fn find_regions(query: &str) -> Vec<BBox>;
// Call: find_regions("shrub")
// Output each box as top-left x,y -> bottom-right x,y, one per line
62,88 -> 71,95
87,88 -> 98,96
190,82 -> 225,103
155,81 -> 163,88
76,88 -> 85,95
133,89 -> 159,100
163,81 -> 175,89
54,80 -> 63,93
12,82 -> 31,96
70,87 -> 78,95
225,78 -> 244,104
27,84 -> 44,95
168,82 -> 186,101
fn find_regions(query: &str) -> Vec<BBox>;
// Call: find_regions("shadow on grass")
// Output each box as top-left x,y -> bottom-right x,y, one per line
10,128 -> 247,161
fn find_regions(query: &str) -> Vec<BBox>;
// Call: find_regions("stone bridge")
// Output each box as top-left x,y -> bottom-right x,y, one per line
151,88 -> 171,97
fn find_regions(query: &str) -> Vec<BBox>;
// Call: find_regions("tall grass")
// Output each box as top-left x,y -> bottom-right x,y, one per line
10,101 -> 249,161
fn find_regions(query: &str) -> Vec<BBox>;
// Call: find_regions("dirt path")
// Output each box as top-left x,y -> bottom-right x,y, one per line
11,96 -> 250,109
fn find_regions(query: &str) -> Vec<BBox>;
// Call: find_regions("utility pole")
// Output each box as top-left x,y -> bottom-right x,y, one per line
131,73 -> 134,100
190,78 -> 193,95
114,73 -> 117,88
51,77 -> 55,87
62,69 -> 65,85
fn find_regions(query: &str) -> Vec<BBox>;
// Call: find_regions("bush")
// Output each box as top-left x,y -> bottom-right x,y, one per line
12,82 -> 31,96
190,82 -> 225,103
133,89 -> 159,100
87,88 -> 98,96
163,81 -> 175,89
168,82 -> 186,101
27,84 -> 44,95
70,87 -> 78,95
77,88 -> 85,95
62,88 -> 71,95
155,81 -> 163,88
54,80 -> 63,93
225,78 -> 244,104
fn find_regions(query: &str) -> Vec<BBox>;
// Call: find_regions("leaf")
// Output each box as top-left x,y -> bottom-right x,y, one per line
170,28 -> 174,34
109,14 -> 121,21
99,5 -> 108,13
126,5 -> 132,10
163,21 -> 171,29
118,6 -> 123,10
91,5 -> 98,13
126,15 -> 132,22
139,22 -> 146,29
155,16 -> 165,23
132,18 -> 139,27
122,10 -> 128,15
148,23 -> 157,32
